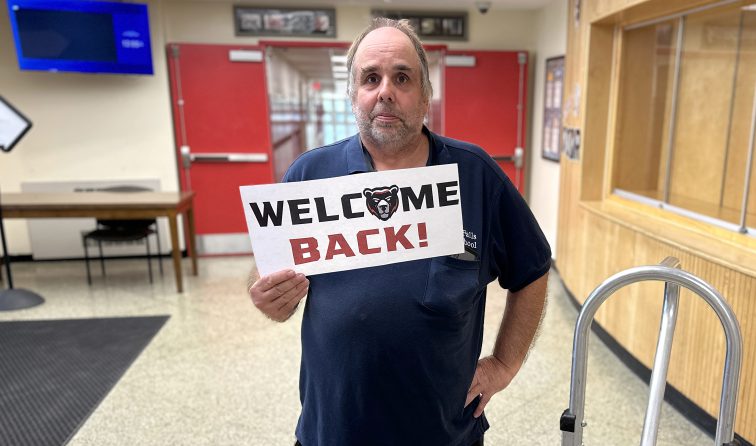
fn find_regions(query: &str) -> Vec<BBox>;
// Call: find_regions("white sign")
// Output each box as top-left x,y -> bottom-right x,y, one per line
0,96 -> 32,152
240,164 -> 464,276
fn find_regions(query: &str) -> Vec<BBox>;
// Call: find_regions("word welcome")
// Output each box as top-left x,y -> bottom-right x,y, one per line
249,182 -> 458,227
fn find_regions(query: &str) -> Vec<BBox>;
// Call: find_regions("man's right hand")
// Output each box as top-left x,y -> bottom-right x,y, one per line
248,269 -> 309,322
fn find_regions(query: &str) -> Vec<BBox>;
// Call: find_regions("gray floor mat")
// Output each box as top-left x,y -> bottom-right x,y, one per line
0,316 -> 169,445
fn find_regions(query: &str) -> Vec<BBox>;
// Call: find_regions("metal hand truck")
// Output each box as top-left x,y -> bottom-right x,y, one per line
559,257 -> 743,446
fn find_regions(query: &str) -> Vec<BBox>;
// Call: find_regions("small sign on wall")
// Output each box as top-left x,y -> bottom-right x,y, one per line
234,6 -> 336,38
563,127 -> 581,161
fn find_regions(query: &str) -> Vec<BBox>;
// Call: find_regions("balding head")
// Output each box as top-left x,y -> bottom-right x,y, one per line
346,18 -> 433,102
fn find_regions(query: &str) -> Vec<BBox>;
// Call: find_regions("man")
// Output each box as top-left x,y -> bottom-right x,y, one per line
248,18 -> 551,446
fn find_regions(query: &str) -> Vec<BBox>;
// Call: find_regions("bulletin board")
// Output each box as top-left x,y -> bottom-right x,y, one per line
542,56 -> 564,162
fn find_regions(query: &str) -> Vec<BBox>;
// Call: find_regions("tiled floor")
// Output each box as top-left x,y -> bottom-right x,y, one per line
0,257 -> 713,445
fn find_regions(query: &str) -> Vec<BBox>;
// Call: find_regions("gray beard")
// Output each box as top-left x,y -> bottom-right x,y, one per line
354,106 -> 424,153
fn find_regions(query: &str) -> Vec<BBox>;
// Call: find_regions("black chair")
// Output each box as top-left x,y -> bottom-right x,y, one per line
81,186 -> 163,284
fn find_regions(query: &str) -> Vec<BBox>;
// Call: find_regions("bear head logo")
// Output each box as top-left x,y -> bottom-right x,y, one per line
363,185 -> 399,221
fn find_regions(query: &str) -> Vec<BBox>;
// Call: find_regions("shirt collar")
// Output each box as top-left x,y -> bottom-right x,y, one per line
346,125 -> 447,174
345,133 -> 371,174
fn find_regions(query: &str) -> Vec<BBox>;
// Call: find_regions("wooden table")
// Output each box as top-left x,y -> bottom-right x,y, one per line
1,191 -> 197,292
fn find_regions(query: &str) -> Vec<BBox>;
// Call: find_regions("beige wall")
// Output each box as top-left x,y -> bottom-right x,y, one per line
0,0 -> 175,254
0,1 -> 551,254
528,0 -> 566,254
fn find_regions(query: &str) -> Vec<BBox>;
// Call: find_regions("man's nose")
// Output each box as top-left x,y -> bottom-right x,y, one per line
378,78 -> 394,102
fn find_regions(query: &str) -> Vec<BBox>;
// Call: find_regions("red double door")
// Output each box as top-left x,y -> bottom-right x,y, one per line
167,43 -> 528,253
444,50 -> 529,191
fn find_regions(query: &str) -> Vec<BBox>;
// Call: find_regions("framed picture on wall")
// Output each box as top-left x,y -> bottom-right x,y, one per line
234,7 -> 336,37
371,10 -> 467,41
542,56 -> 564,162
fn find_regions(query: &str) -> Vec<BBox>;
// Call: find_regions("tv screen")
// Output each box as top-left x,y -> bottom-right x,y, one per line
7,0 -> 153,75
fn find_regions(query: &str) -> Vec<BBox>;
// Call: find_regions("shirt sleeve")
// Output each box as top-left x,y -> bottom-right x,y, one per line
490,176 -> 552,292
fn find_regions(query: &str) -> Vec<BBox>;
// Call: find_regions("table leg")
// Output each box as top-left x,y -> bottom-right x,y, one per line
186,206 -> 198,276
168,214 -> 183,293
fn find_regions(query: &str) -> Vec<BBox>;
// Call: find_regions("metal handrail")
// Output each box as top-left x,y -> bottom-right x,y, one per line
560,257 -> 743,446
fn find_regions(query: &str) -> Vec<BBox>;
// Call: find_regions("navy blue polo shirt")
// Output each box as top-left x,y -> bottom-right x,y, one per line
283,127 -> 551,446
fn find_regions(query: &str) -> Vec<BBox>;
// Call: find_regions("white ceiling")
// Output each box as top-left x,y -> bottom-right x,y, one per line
273,47 -> 346,88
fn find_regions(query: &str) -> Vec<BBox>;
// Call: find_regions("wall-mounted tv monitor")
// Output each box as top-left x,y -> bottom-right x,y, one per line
7,0 -> 153,75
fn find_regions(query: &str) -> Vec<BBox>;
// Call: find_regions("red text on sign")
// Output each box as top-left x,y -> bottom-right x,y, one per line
289,223 -> 429,265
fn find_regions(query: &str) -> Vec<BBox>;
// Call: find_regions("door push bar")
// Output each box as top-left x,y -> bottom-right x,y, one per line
180,145 -> 268,168
492,147 -> 524,170
560,257 -> 743,446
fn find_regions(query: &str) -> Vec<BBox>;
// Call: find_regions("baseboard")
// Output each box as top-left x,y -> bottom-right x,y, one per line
554,267 -> 751,446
